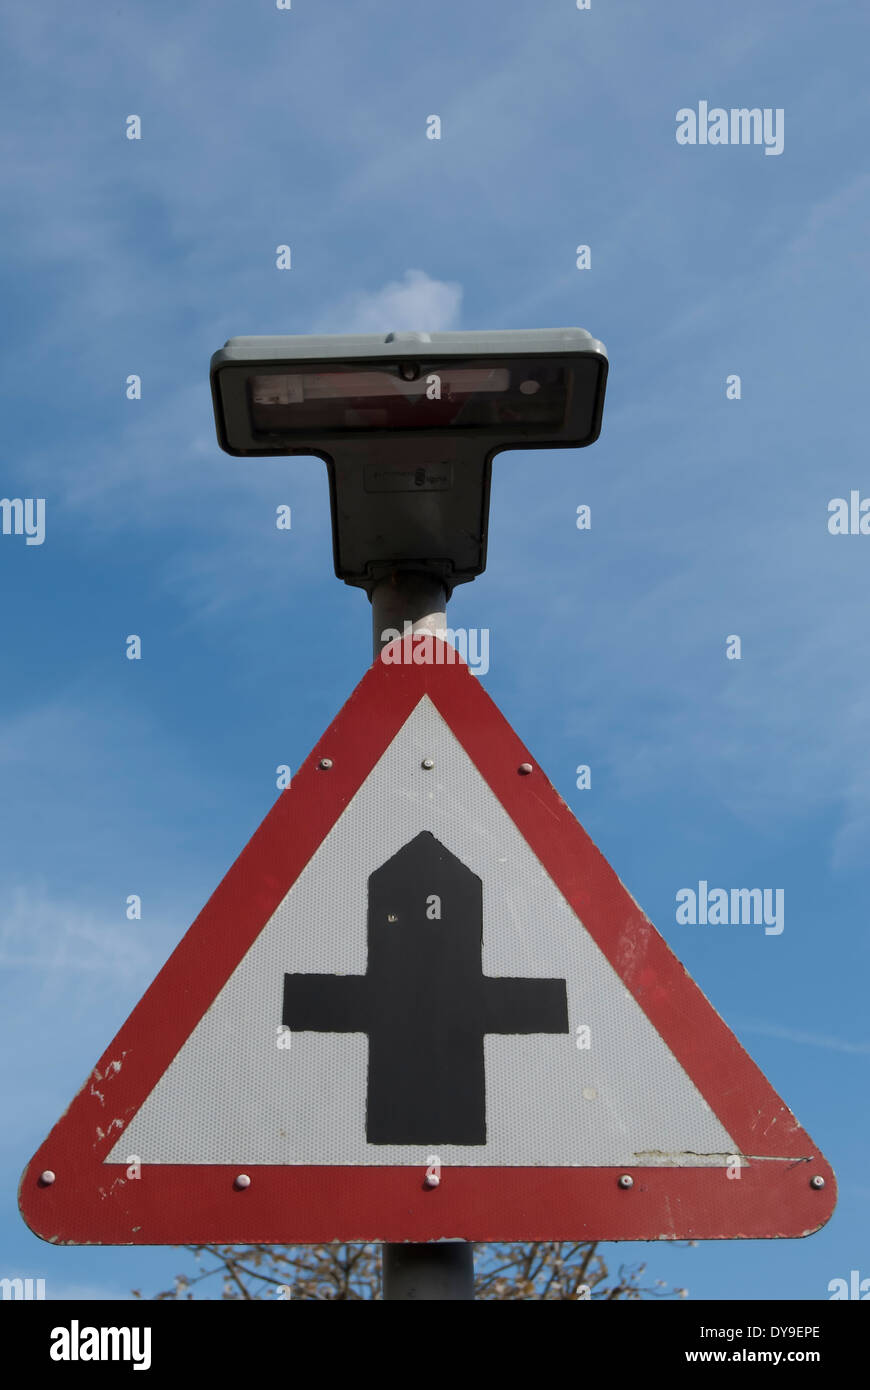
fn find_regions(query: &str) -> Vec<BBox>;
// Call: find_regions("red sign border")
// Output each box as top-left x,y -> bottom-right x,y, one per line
20,638 -> 836,1243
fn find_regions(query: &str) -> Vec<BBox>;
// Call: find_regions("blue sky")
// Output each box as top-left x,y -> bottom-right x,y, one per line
1,0 -> 868,1299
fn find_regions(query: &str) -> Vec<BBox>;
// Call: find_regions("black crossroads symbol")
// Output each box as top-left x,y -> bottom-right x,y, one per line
283,831 -> 569,1144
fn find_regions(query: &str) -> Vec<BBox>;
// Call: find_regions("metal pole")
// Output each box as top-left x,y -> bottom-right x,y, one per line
370,570 -> 448,653
370,568 -> 475,1302
381,1241 -> 475,1301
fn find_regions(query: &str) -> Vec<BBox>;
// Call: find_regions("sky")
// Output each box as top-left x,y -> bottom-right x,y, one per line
1,0 -> 868,1301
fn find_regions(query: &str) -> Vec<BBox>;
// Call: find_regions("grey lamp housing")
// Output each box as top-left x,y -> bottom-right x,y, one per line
210,327 -> 607,595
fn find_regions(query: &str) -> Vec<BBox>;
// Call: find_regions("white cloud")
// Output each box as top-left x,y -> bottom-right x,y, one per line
312,269 -> 463,335
0,886 -> 158,985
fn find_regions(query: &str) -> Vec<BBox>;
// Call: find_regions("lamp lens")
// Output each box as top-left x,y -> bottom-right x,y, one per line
248,361 -> 568,434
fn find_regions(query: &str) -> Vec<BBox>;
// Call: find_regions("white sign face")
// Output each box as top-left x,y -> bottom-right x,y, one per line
110,695 -> 736,1169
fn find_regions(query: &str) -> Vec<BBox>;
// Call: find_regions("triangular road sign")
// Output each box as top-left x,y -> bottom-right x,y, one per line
20,637 -> 836,1244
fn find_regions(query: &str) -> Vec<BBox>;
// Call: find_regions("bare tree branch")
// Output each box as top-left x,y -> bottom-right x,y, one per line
137,1240 -> 691,1301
